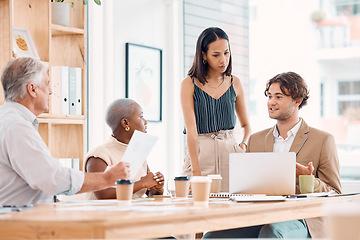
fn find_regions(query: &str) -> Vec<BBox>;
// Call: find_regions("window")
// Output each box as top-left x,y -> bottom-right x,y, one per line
334,0 -> 360,16
336,80 -> 360,180
338,80 -> 360,115
338,81 -> 360,94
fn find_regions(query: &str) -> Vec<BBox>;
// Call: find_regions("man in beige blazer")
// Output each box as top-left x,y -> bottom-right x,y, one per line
203,72 -> 341,239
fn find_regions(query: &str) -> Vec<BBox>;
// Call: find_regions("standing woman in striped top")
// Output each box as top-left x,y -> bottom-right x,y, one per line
181,27 -> 250,192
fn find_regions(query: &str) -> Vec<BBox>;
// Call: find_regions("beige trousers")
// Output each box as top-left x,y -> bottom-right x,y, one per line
181,130 -> 241,192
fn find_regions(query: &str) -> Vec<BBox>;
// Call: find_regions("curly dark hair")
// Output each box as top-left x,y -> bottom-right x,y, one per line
264,72 -> 309,109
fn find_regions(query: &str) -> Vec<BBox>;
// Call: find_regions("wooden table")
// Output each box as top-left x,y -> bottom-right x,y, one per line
0,195 -> 359,239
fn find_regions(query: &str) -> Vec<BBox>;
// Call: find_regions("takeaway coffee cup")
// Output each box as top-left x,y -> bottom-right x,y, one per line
325,202 -> 360,240
115,179 -> 133,203
190,176 -> 212,207
299,175 -> 321,194
174,176 -> 190,198
208,174 -> 222,193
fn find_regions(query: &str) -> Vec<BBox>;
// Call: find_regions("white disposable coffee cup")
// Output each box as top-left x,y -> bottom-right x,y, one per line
174,176 -> 190,198
190,176 -> 212,207
208,174 -> 222,193
115,179 -> 133,204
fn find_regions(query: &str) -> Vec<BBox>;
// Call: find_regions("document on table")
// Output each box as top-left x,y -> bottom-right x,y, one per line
0,208 -> 12,214
121,130 -> 159,179
52,200 -> 118,206
58,205 -> 190,212
231,195 -> 286,202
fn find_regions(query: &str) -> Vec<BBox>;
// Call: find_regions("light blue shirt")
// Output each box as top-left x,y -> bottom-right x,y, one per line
0,101 -> 84,204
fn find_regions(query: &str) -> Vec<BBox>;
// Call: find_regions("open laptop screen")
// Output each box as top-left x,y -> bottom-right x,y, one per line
229,152 -> 296,195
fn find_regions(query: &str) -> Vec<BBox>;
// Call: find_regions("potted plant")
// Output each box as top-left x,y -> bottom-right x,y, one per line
51,1 -> 70,26
311,9 -> 326,23
51,0 -> 101,26
52,0 -> 101,6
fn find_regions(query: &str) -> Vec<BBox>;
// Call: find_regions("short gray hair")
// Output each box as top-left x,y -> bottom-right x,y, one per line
1,57 -> 47,101
105,98 -> 137,133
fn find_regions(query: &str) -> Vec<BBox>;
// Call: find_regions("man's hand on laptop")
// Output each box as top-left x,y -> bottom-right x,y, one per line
296,162 -> 314,177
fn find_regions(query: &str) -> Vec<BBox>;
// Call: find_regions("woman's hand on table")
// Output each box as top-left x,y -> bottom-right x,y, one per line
153,171 -> 164,194
139,172 -> 158,189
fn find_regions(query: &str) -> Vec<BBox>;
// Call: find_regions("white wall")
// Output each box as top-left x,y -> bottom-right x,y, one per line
249,0 -> 321,132
88,0 -> 184,180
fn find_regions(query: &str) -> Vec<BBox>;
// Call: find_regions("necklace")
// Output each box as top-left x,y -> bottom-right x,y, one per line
207,75 -> 225,89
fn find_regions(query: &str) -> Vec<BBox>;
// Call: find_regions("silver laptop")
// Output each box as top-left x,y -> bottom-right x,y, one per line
229,152 -> 296,195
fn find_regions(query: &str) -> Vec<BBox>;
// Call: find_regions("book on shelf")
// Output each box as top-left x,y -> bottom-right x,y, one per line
69,67 -> 82,115
51,66 -> 82,115
51,66 -> 69,115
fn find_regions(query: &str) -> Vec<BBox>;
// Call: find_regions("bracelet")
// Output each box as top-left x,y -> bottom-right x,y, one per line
239,142 -> 247,148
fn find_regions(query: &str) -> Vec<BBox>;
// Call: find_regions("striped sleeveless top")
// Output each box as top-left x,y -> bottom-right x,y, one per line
191,75 -> 236,134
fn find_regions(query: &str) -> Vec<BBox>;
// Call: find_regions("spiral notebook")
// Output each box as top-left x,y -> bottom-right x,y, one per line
210,193 -> 286,202
210,193 -> 265,198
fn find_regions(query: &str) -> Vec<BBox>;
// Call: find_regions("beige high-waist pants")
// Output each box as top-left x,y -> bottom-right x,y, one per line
182,130 -> 241,192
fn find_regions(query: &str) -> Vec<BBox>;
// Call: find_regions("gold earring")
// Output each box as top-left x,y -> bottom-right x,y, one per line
125,126 -> 130,132
203,59 -> 207,65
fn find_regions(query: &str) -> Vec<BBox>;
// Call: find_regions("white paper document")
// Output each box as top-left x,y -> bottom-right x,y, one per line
231,195 -> 286,202
58,206 -> 131,212
52,200 -> 118,206
121,130 -> 159,179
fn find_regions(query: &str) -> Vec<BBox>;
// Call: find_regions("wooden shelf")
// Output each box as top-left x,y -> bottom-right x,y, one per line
0,0 -> 87,170
38,114 -> 86,124
51,24 -> 85,36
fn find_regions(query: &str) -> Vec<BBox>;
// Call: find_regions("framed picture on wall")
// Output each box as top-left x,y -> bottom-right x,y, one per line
126,43 -> 162,122
12,27 -> 39,59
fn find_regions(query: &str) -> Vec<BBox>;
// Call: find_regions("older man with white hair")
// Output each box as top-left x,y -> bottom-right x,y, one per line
0,57 -> 130,205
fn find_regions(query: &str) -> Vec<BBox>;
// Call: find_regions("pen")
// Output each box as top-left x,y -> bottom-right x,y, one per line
289,190 -> 337,198
286,195 -> 307,198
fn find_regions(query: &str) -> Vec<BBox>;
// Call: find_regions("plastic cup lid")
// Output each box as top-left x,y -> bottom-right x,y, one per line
207,174 -> 222,179
174,176 -> 190,181
190,176 -> 212,183
115,179 -> 133,185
